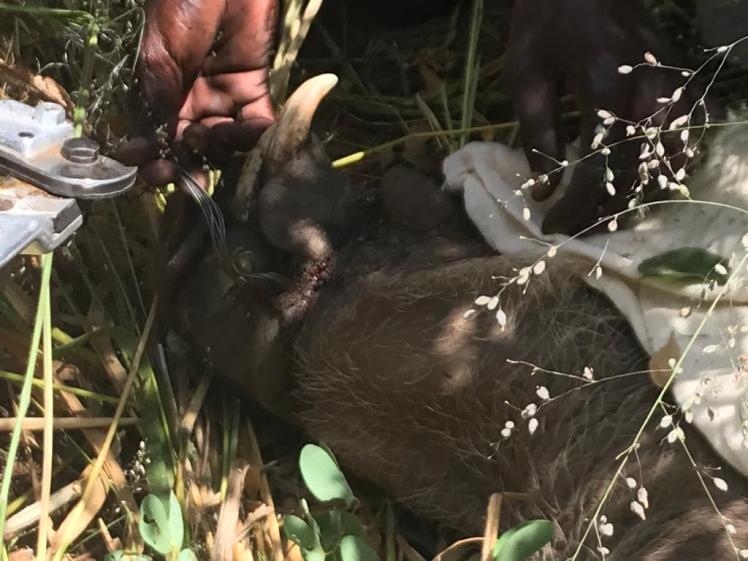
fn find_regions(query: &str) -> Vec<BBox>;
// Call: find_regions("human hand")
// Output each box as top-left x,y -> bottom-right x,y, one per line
117,0 -> 278,186
506,0 -> 705,235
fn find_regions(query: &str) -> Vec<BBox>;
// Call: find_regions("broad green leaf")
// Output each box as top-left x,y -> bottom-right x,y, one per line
492,520 -> 553,561
315,510 -> 365,551
104,551 -> 152,561
139,492 -> 184,555
638,247 -> 730,286
167,491 -> 185,551
284,514 -> 318,551
178,549 -> 198,561
338,535 -> 380,561
299,444 -> 354,507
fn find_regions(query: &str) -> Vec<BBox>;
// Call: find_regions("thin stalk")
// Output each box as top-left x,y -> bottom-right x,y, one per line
73,21 -> 100,136
0,254 -> 54,542
36,254 -> 55,560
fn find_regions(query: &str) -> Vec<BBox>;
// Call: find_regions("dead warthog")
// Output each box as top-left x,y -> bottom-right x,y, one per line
165,75 -> 748,560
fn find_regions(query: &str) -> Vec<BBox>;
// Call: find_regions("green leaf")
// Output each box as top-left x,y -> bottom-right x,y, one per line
638,247 -> 730,286
284,514 -> 318,551
299,444 -> 354,507
492,520 -> 553,561
178,549 -> 198,561
315,511 -> 365,551
138,492 -> 184,555
104,551 -> 152,561
338,535 -> 380,561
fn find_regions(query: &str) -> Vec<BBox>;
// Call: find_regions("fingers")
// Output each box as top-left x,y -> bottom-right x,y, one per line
139,0 -> 226,130
508,65 -> 565,201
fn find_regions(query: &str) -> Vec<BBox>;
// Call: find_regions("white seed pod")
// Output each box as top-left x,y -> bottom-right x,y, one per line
714,477 -> 729,492
715,263 -> 728,276
521,403 -> 538,419
583,367 -> 594,380
599,522 -> 614,537
684,410 -> 694,424
659,415 -> 673,428
496,309 -> 507,328
536,386 -> 550,401
626,125 -> 637,136
671,87 -> 683,102
463,309 -> 477,319
726,524 -> 737,535
533,260 -> 546,275
597,109 -> 614,119
717,45 -> 729,53
637,486 -> 649,509
618,64 -> 634,74
606,182 -> 616,196
592,132 -> 605,149
657,96 -> 671,104
516,267 -> 531,286
644,51 -> 658,64
474,295 -> 491,306
504,420 -> 515,429
655,142 -> 665,157
681,129 -> 690,143
595,266 -> 603,280
547,246 -> 558,258
608,219 -> 618,232
675,168 -> 686,181
528,418 -> 539,435
487,296 -> 500,311
523,207 -> 531,221
603,117 -> 616,126
669,115 -> 689,130
500,427 -> 512,438
630,500 -> 647,520
625,477 -> 637,489
658,175 -> 668,189
605,168 -> 615,182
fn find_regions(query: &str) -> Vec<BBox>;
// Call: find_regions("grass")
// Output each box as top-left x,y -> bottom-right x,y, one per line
0,0 -> 744,560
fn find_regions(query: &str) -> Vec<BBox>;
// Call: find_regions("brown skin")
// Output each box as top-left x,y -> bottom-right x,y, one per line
116,0 -> 277,185
507,0 -> 705,235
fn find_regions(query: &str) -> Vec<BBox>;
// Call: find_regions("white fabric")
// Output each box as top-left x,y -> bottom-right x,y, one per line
442,125 -> 748,477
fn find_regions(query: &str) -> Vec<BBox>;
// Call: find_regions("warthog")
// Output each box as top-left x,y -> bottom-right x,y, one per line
165,75 -> 748,560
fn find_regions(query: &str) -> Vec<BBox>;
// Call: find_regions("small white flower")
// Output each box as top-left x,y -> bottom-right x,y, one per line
523,207 -> 531,221
528,418 -> 539,435
547,246 -> 558,258
726,524 -> 737,535
597,546 -> 610,556
655,142 -> 665,157
685,410 -> 694,424
583,367 -> 594,380
496,309 -> 507,328
607,219 -> 618,232
597,109 -> 614,120
667,427 -> 684,444
595,266 -> 603,280
659,415 -> 673,428
504,420 -> 515,429
592,132 -> 605,149
536,386 -> 550,401
521,403 -> 538,419
630,500 -> 647,520
717,45 -> 729,53
671,87 -> 683,102
533,260 -> 546,275
644,51 -> 658,65
637,487 -> 649,509
625,477 -> 637,489
475,296 -> 491,306
714,477 -> 729,492
516,267 -> 531,286
715,263 -> 728,276
500,427 -> 512,438
657,96 -> 671,104
626,125 -> 637,136
618,64 -> 634,74
603,117 -> 615,126
669,115 -> 689,130
605,168 -> 615,182
657,175 -> 668,189
681,129 -> 690,143
606,182 -> 616,196
487,296 -> 500,311
599,522 -> 614,537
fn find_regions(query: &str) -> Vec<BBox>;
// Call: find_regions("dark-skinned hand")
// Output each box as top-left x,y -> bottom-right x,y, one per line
507,0 -> 706,235
116,0 -> 278,186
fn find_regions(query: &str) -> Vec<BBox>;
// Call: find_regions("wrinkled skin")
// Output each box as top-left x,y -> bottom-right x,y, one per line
116,0 -> 277,185
507,0 -> 710,235
165,73 -> 748,558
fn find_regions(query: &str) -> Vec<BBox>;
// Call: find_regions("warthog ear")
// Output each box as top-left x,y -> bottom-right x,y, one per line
231,74 -> 339,222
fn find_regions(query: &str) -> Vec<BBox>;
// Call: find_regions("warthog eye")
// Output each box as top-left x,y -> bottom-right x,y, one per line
231,250 -> 255,277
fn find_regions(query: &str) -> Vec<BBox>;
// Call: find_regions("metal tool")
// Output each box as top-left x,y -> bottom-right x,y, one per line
0,99 -> 137,270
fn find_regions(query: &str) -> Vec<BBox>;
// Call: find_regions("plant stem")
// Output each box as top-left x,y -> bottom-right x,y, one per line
0,254 -> 54,543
